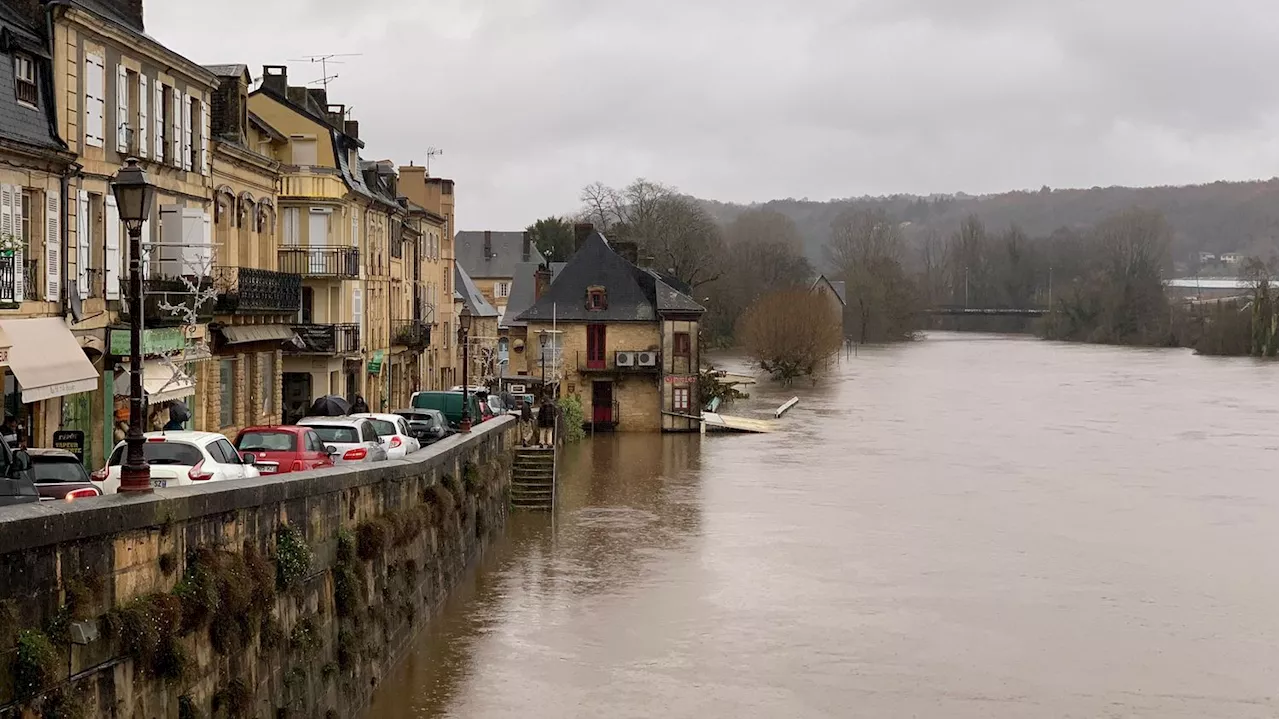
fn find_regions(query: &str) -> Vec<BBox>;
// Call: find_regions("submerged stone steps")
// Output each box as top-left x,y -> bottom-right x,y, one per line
511,447 -> 556,511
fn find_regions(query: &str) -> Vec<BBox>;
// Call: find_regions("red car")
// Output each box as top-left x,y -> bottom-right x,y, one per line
233,426 -> 334,475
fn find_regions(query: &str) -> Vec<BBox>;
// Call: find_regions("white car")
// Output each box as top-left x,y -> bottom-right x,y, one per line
296,416 -> 388,465
351,413 -> 421,459
93,431 -> 261,494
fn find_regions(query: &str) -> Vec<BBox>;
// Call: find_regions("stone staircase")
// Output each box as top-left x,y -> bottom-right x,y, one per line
511,446 -> 556,511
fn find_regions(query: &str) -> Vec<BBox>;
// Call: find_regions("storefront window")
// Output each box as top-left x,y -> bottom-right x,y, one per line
258,353 -> 274,416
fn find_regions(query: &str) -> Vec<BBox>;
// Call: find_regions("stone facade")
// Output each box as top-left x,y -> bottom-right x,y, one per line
194,349 -> 282,439
0,417 -> 516,718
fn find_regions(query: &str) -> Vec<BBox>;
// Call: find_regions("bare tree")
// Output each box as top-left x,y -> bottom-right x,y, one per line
704,209 -> 812,341
737,288 -> 843,385
825,208 -> 919,342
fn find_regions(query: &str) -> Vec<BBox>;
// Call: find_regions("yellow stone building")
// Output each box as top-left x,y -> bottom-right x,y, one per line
398,165 -> 459,391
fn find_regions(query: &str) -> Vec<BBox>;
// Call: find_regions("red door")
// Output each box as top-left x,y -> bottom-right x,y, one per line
586,324 -> 606,369
591,381 -> 613,424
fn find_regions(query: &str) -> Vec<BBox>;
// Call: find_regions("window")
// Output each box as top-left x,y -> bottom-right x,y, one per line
282,207 -> 300,246
159,87 -> 172,163
188,96 -> 201,170
19,191 -> 31,259
310,425 -> 358,443
586,285 -> 607,311
305,431 -> 324,453
359,421 -> 377,443
673,385 -> 691,412
673,332 -> 691,358
212,439 -> 243,464
125,69 -> 140,154
108,442 -> 202,467
495,282 -> 510,298
291,136 -> 317,165
219,359 -> 236,427
369,419 -> 396,437
236,431 -> 296,452
258,352 -> 274,416
14,55 -> 36,106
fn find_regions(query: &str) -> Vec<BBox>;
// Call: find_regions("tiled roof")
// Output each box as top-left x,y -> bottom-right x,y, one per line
499,261 -> 544,329
455,231 -> 542,280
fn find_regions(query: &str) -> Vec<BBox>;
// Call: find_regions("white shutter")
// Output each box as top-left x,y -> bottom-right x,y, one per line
76,190 -> 90,298
350,208 -> 358,248
105,194 -> 120,299
201,211 -> 212,270
282,208 -> 298,246
177,207 -> 208,277
153,82 -> 164,160
200,100 -> 210,176
83,54 -> 104,148
116,64 -> 128,151
352,285 -> 363,335
137,75 -> 148,159
170,87 -> 181,168
159,204 -> 182,276
140,217 -> 151,279
45,190 -> 60,302
0,186 -> 12,303
181,91 -> 192,171
11,193 -> 22,301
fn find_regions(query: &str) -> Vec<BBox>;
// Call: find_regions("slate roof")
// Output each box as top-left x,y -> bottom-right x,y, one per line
516,230 -> 704,323
811,275 -> 847,305
499,261 -> 544,329
202,63 -> 247,78
454,264 -> 499,318
456,231 -> 542,279
0,6 -> 66,153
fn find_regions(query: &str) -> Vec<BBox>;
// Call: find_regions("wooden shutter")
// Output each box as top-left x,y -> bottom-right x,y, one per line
350,208 -> 358,248
170,87 -> 181,168
282,208 -> 298,246
104,194 -> 120,299
45,190 -> 59,302
200,100 -> 210,175
352,286 -> 363,335
181,92 -> 192,171
84,54 -> 104,148
10,192 -> 22,302
137,74 -> 148,159
116,64 -> 128,151
200,210 -> 212,271
159,204 -> 182,277
76,190 -> 89,298
153,82 -> 164,159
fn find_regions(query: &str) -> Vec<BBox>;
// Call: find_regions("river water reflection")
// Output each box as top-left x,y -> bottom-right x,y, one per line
368,333 -> 1277,718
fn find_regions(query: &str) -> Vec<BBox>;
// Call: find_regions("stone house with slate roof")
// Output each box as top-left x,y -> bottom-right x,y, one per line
454,262 -> 499,384
455,229 -> 542,325
516,223 -> 704,433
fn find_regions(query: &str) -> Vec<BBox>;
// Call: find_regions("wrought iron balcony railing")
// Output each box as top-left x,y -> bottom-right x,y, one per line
392,319 -> 431,348
277,247 -> 360,278
117,275 -> 216,326
286,323 -> 360,355
213,267 -> 303,314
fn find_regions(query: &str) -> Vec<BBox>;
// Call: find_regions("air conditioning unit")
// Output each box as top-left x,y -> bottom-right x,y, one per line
636,351 -> 657,367
615,351 -> 635,367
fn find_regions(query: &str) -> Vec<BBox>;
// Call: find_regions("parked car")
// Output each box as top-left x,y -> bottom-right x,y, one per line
296,417 -> 387,465
351,413 -> 421,459
28,448 -> 100,501
410,391 -> 488,430
0,442 -> 36,506
392,408 -> 451,444
93,431 -> 261,494
233,426 -> 335,475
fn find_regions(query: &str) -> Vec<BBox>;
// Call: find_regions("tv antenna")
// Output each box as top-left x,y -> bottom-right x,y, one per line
426,147 -> 443,173
289,53 -> 362,93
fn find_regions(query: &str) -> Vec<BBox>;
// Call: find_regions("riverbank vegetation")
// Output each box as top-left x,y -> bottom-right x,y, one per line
737,289 -> 844,384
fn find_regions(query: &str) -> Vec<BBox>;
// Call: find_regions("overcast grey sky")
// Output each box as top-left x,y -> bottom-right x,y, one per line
149,0 -> 1278,230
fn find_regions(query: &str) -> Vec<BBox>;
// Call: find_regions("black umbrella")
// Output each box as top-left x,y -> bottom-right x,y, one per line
169,402 -> 190,423
308,395 -> 350,417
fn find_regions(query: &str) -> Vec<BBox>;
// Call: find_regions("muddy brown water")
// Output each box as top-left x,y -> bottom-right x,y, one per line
367,333 -> 1278,718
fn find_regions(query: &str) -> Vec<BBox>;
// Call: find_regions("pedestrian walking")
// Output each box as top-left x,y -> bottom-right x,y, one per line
351,395 -> 369,414
536,397 -> 556,447
519,399 -> 534,446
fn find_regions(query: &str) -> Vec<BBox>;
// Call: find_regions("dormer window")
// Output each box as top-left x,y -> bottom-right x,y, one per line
14,55 -> 37,107
586,285 -> 607,311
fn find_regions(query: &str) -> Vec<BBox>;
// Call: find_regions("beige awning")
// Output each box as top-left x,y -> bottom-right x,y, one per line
0,318 -> 99,402
220,325 -> 297,345
115,360 -> 196,405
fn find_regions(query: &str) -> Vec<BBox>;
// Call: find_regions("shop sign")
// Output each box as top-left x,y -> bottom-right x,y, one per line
367,350 -> 384,375
52,430 -> 85,462
664,375 -> 696,384
109,328 -> 186,357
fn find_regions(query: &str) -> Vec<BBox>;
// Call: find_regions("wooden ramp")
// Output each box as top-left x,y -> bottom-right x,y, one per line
701,412 -> 774,433
511,447 -> 556,510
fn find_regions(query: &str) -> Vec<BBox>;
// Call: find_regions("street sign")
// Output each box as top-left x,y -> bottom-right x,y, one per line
509,384 -> 526,394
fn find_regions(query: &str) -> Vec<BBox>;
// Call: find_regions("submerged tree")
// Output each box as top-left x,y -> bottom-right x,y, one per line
737,288 -> 843,385
825,208 -> 919,342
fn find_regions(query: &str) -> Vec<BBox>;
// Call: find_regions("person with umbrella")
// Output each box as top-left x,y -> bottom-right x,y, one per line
163,402 -> 189,431
309,395 -> 351,417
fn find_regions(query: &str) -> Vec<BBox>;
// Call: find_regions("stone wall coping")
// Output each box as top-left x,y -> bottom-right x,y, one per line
0,416 -> 515,555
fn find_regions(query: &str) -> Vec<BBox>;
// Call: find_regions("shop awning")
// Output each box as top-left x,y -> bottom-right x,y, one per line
115,360 -> 196,405
220,325 -> 297,345
0,318 -> 99,402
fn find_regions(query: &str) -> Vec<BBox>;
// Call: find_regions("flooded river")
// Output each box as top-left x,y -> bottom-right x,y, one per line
368,333 -> 1278,718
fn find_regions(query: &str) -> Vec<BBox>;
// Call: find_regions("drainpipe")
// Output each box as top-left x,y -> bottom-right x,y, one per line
45,1 -> 74,318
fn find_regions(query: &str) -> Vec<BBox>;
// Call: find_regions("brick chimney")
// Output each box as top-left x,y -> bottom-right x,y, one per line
208,70 -> 249,143
614,241 -> 638,266
483,230 -> 492,260
534,264 -> 552,301
344,120 -> 359,140
573,222 -> 593,253
261,65 -> 287,96
521,231 -> 531,262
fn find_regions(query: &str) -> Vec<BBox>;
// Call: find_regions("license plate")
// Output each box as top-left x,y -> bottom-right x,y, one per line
150,479 -> 167,488
259,466 -> 277,474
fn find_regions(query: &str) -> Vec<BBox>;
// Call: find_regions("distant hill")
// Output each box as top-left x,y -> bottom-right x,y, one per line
700,179 -> 1279,269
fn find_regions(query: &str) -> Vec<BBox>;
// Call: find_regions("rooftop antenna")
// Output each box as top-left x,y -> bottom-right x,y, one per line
289,53 -> 363,94
426,147 -> 443,174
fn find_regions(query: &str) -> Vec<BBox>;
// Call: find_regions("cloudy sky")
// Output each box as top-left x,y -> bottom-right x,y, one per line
149,0 -> 1278,230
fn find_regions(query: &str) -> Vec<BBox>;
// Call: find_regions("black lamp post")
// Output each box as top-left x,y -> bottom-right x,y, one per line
110,158 -> 155,493
458,306 -> 472,433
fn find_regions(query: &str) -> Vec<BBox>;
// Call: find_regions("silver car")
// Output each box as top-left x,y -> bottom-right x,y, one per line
297,416 -> 388,465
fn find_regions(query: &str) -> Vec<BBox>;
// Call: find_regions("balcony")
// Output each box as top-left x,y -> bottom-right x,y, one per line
577,350 -> 661,373
0,257 -> 40,304
278,247 -> 360,279
213,267 -> 303,314
392,319 -> 431,349
286,323 -> 360,355
117,276 -> 217,326
279,172 -> 348,200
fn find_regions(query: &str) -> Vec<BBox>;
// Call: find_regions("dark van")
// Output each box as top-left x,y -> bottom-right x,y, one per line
410,391 -> 486,430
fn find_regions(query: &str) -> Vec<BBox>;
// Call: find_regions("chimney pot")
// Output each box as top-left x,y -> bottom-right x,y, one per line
483,230 -> 492,260
262,65 -> 288,95
534,264 -> 552,301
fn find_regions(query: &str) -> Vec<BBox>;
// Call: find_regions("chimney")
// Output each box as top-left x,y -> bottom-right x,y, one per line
344,120 -> 360,140
261,65 -> 288,96
326,104 -> 345,129
615,241 -> 638,266
483,230 -> 492,260
534,264 -> 552,301
398,164 -> 426,207
573,222 -> 593,252
521,231 -> 531,262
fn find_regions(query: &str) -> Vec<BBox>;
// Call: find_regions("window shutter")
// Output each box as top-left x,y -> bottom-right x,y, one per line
153,82 -> 164,159
137,75 -> 148,159
83,55 -> 99,147
76,190 -> 89,298
104,194 -> 120,299
181,92 -> 192,171
201,210 -> 212,270
283,208 -> 298,246
200,100 -> 210,176
45,190 -> 59,302
116,64 -> 128,151
140,217 -> 151,279
350,208 -> 358,248
170,87 -> 181,168
352,286 -> 363,337
0,185 -> 13,303
159,204 -> 182,276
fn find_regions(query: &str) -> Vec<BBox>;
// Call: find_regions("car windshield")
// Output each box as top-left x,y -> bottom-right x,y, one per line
369,419 -> 397,437
309,426 -> 359,443
32,460 -> 89,484
236,432 -> 297,452
109,442 -> 203,466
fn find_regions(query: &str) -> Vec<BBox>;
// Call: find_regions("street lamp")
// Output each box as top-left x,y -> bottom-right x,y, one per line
110,158 -> 155,494
458,306 -> 472,433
